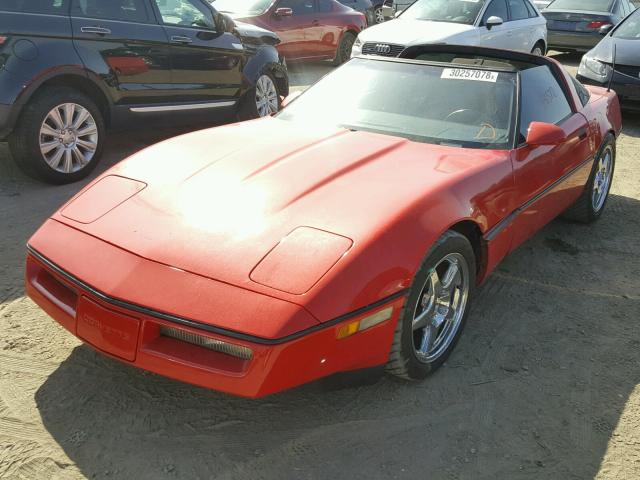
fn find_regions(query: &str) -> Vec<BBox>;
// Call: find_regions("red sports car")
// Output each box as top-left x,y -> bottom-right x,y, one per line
26,46 -> 621,398
213,0 -> 367,64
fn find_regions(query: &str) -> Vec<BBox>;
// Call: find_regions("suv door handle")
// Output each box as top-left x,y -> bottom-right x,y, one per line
80,26 -> 111,35
171,35 -> 193,44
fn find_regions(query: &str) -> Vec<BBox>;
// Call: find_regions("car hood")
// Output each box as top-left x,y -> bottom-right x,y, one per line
358,18 -> 475,45
589,36 -> 640,66
232,19 -> 280,46
53,119 -> 503,298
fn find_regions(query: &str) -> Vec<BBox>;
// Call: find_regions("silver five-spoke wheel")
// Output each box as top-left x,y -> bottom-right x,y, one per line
375,7 -> 385,23
39,103 -> 98,173
412,253 -> 470,362
592,145 -> 613,212
255,74 -> 279,117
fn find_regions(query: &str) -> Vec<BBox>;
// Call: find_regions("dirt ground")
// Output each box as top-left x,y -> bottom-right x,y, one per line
0,55 -> 639,480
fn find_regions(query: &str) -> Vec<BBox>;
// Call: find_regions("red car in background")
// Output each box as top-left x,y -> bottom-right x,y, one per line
214,0 -> 367,64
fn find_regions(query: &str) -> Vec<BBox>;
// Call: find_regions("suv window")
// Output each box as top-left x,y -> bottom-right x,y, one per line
524,0 -> 538,16
153,0 -> 216,29
3,0 -> 69,15
483,0 -> 509,22
279,0 -> 316,14
519,65 -> 573,143
71,0 -> 152,22
508,0 -> 530,19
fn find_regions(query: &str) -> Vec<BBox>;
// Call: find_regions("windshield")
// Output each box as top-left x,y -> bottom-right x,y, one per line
277,58 -> 517,149
214,0 -> 274,15
402,0 -> 487,24
546,0 -> 613,11
612,10 -> 640,38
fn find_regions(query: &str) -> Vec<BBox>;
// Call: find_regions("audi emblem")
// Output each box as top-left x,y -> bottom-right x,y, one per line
375,43 -> 391,54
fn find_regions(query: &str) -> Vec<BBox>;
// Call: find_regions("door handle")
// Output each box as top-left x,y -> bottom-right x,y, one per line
80,26 -> 111,35
171,35 -> 193,44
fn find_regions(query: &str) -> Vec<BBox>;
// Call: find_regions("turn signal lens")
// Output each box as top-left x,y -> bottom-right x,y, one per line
336,306 -> 394,339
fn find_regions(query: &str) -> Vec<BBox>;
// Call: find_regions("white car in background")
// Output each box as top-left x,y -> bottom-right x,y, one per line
352,0 -> 548,57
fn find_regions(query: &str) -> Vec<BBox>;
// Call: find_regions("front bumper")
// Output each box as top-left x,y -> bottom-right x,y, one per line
26,224 -> 404,398
577,73 -> 640,112
548,30 -> 602,51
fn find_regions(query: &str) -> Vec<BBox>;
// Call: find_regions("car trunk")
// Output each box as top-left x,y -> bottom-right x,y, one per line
543,10 -> 613,32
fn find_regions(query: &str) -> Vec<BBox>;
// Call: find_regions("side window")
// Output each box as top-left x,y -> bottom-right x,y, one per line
152,0 -> 216,29
508,0 -> 530,20
571,77 -> 591,107
519,65 -> 573,143
72,0 -> 152,22
483,0 -> 509,23
613,0 -> 624,16
524,0 -> 538,17
318,0 -> 333,13
278,0 -> 316,15
4,0 -> 69,15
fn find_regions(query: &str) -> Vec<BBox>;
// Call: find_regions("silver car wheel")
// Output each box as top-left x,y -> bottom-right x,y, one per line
255,74 -> 279,117
532,46 -> 543,56
412,253 -> 470,363
375,7 -> 385,23
39,103 -> 98,173
592,145 -> 613,212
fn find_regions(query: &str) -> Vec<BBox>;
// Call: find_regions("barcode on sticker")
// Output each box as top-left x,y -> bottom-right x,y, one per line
441,68 -> 498,82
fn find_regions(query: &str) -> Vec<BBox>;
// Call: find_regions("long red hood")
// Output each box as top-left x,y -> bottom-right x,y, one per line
52,118 -> 507,301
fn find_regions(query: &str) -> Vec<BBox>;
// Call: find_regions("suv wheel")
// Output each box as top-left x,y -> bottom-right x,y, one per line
237,73 -> 280,121
9,87 -> 105,184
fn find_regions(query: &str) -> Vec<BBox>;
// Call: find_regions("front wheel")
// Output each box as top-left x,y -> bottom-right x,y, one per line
333,32 -> 356,66
237,72 -> 281,121
374,7 -> 385,23
9,87 -> 105,184
387,231 -> 476,380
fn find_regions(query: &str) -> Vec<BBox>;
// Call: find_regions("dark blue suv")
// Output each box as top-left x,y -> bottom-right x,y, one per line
0,0 -> 288,183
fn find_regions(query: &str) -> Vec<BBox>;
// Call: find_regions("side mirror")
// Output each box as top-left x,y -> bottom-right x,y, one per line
526,122 -> 567,146
485,16 -> 503,29
599,23 -> 613,35
281,90 -> 302,108
218,12 -> 235,32
274,7 -> 293,17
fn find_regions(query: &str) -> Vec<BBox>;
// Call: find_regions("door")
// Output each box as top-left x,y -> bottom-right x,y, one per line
70,0 -> 172,105
478,0 -> 513,49
273,0 -> 317,59
151,0 -> 245,103
506,0 -> 535,52
314,0 -> 345,58
509,65 -> 595,251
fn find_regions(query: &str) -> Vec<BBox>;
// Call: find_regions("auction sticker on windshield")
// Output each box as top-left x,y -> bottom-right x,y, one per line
441,68 -> 499,82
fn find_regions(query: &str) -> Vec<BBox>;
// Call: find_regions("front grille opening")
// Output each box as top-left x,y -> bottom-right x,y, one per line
362,42 -> 405,57
33,267 -> 78,316
160,326 -> 253,360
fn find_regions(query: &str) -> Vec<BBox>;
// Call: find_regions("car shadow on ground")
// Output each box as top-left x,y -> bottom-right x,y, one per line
34,186 -> 640,479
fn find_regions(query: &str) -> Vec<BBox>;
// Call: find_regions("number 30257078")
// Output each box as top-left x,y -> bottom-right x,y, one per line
441,68 -> 499,83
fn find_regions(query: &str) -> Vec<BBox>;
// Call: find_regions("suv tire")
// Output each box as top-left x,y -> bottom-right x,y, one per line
9,87 -> 105,184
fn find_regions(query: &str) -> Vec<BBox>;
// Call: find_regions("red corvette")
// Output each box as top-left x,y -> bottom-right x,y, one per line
26,46 -> 621,398
213,0 -> 367,64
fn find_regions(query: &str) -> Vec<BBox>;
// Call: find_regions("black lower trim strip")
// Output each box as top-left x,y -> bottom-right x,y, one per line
484,155 -> 595,242
27,246 -> 408,346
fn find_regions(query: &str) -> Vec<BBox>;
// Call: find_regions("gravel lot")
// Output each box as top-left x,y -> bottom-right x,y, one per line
0,54 -> 639,480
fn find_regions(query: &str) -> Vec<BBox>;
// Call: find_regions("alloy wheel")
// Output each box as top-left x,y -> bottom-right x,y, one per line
375,7 -> 385,23
412,253 -> 470,363
39,103 -> 98,173
592,145 -> 613,212
255,75 -> 279,117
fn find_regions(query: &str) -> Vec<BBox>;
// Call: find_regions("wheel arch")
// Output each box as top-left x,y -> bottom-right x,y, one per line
447,220 -> 487,285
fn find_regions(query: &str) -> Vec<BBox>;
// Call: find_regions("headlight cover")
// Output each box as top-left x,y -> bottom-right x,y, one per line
578,54 -> 612,83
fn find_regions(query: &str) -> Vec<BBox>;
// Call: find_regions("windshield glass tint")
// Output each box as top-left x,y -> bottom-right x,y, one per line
402,0 -> 487,24
547,0 -> 613,11
214,0 -> 273,15
613,10 -> 640,38
278,58 -> 517,149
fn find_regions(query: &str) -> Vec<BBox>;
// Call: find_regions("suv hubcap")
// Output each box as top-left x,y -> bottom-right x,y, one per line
255,75 -> 279,117
40,103 -> 98,173
412,253 -> 470,362
592,146 -> 613,212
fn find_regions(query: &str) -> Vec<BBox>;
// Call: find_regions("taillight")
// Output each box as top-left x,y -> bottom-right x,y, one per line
586,21 -> 612,29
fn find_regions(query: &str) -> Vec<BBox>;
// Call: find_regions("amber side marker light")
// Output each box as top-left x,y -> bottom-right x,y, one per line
336,306 -> 394,339
160,326 -> 253,360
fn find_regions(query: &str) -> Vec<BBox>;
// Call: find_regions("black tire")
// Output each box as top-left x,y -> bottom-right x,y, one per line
562,133 -> 616,224
237,71 -> 281,121
387,231 -> 476,380
8,87 -> 105,184
333,31 -> 356,66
